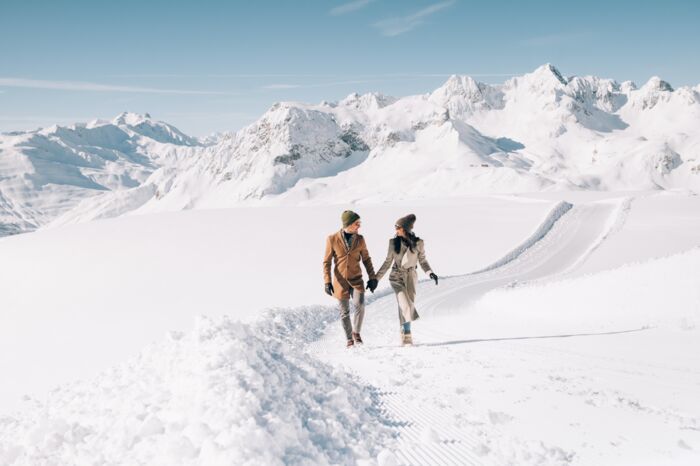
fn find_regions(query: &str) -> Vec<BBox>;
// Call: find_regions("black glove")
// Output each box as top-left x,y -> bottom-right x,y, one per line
324,283 -> 334,296
366,278 -> 378,293
429,273 -> 438,285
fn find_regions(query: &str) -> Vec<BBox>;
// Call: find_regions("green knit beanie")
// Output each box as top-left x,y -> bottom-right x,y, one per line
341,210 -> 360,228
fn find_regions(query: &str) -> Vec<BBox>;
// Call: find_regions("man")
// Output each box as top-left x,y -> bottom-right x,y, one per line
323,210 -> 378,348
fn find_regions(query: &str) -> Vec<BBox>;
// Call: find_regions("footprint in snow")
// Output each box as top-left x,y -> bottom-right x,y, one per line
678,439 -> 693,450
488,410 -> 514,425
420,426 -> 441,443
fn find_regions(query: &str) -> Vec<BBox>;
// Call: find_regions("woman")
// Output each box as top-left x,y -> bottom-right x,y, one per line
372,214 -> 438,345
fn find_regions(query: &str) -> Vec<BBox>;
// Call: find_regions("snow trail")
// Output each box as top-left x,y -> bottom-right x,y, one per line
413,200 -> 622,317
4,197 -> 699,465
473,200 -> 573,274
557,196 -> 633,276
309,199 -> 638,465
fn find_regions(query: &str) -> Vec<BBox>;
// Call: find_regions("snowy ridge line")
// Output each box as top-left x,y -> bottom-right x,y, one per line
8,64 -> 700,235
473,201 -> 573,274
0,310 -> 398,465
559,197 -> 633,276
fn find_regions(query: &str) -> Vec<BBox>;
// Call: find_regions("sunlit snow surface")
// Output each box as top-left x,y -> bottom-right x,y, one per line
1,191 -> 700,465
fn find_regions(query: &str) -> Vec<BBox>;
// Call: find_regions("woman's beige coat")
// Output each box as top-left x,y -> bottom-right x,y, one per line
376,238 -> 433,324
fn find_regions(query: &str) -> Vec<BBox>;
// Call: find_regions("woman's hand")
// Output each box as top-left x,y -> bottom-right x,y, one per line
366,278 -> 378,293
429,273 -> 438,285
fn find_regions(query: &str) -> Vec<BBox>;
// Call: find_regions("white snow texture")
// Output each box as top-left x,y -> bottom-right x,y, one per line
0,310 -> 393,466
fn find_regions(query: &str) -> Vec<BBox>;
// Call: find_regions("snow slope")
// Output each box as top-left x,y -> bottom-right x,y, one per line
309,195 -> 700,465
2,192 -> 699,465
0,197 -> 555,414
572,192 -> 700,274
2,64 -> 697,233
0,113 -> 201,235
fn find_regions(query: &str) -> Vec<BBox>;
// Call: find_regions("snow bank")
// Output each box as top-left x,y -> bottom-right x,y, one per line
474,247 -> 700,333
0,309 -> 394,466
573,192 -> 700,274
475,200 -> 573,273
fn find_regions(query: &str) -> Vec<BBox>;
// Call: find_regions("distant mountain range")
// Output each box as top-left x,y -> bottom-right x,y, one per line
1,64 -> 699,235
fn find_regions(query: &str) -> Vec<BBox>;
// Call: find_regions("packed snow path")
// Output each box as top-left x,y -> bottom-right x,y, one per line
309,198 -> 697,465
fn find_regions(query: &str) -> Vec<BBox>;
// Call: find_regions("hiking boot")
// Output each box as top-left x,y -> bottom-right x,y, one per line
352,332 -> 363,344
401,332 -> 413,346
346,339 -> 355,348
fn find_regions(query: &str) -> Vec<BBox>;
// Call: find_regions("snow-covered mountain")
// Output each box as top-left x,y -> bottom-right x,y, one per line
2,64 -> 700,234
0,113 -> 202,234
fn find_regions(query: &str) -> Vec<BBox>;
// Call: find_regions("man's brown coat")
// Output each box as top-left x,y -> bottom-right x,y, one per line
323,231 -> 376,299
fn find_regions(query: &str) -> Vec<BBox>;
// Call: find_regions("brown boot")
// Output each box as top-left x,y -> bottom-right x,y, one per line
346,339 -> 355,348
352,332 -> 363,344
401,333 -> 413,346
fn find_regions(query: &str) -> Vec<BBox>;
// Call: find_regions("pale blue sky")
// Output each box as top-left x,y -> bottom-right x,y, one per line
1,0 -> 698,136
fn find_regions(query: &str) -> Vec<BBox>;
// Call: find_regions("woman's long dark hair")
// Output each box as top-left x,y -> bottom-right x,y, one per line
393,232 -> 420,253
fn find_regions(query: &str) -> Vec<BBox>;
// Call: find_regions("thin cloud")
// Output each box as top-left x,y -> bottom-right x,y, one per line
0,77 -> 237,95
520,31 -> 591,47
369,72 -> 520,78
104,72 -> 519,81
260,79 -> 380,91
308,79 -> 376,87
258,74 -> 522,91
373,0 -> 455,37
106,73 -> 341,79
262,84 -> 303,89
160,111 -> 258,121
0,115 -> 93,122
330,0 -> 375,16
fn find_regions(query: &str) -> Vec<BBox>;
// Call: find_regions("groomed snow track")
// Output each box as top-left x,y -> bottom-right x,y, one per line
309,198 -> 632,465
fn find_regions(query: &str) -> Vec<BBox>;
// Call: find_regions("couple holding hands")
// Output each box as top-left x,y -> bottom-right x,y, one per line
323,210 -> 438,347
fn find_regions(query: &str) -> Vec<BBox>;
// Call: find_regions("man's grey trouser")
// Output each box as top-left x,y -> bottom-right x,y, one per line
338,288 -> 365,340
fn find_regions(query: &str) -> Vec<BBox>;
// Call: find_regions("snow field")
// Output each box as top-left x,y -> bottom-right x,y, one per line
0,310 -> 395,466
309,194 -> 700,465
476,247 -> 700,334
1,192 -> 699,464
0,198 -> 554,413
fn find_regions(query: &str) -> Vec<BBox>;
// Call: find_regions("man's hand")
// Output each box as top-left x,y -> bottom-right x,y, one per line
324,283 -> 334,296
366,278 -> 378,293
429,273 -> 439,285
